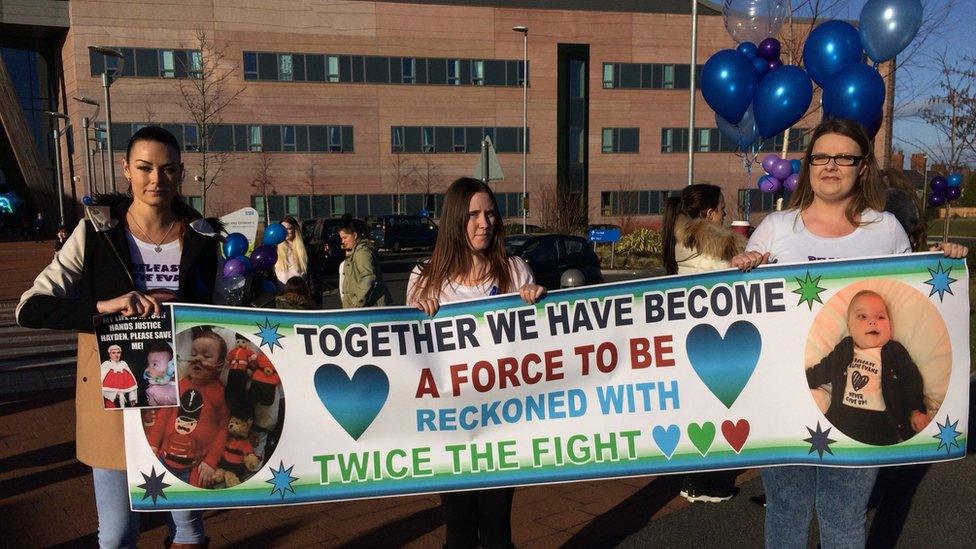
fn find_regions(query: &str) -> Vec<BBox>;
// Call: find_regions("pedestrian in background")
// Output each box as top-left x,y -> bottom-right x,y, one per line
274,215 -> 308,288
339,213 -> 392,308
275,276 -> 315,310
407,177 -> 546,549
33,211 -> 45,242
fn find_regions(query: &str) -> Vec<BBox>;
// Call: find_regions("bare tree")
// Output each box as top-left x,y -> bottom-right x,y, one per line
414,156 -> 440,214
390,153 -> 417,214
537,184 -> 586,234
304,162 -> 319,218
898,53 -> 976,170
251,153 -> 276,225
178,29 -> 246,216
143,98 -> 157,126
612,179 -> 639,232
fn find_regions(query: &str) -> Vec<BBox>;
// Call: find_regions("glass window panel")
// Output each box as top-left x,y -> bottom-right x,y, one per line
309,126 -> 327,152
296,125 -> 308,151
485,60 -> 505,86
282,125 -> 296,151
402,57 -> 415,84
233,124 -> 247,151
517,61 -> 526,86
243,52 -> 258,79
329,126 -> 342,152
404,127 -> 422,152
448,59 -> 460,85
435,127 -> 452,153
365,56 -> 389,83
160,50 -> 175,78
662,128 -> 673,153
698,128 -> 710,152
211,124 -> 233,152
415,58 -> 427,84
620,63 -> 640,88
570,60 -> 585,99
248,125 -> 262,151
188,51 -> 202,78
663,64 -> 675,89
392,127 -> 404,153
640,64 -> 654,89
121,48 -> 136,77
472,60 -> 484,85
293,54 -> 305,81
602,128 -> 613,153
338,55 -> 351,82
453,127 -> 465,152
351,56 -> 365,82
422,127 -> 434,153
173,50 -> 188,78
428,58 -> 446,85
286,195 -> 300,216
506,60 -> 518,87
135,48 -> 158,77
262,125 -> 282,151
674,64 -> 690,89
258,53 -> 277,79
183,124 -> 199,151
620,128 -> 639,152
602,64 -> 614,89
279,54 -> 293,81
341,126 -> 353,152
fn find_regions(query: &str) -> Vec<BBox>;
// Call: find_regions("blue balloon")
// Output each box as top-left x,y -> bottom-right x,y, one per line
262,223 -> 287,246
859,0 -> 923,63
736,41 -> 759,60
866,110 -> 883,138
223,232 -> 249,259
82,195 -> 93,206
716,106 -> 759,149
790,159 -> 802,174
752,56 -> 769,78
948,173 -> 964,188
752,65 -> 813,139
701,49 -> 758,125
802,20 -> 863,88
822,64 -> 886,129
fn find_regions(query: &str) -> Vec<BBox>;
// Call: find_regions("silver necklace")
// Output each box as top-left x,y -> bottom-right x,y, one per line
128,213 -> 176,253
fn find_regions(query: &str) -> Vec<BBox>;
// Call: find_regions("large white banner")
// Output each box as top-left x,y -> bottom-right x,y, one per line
124,253 -> 969,510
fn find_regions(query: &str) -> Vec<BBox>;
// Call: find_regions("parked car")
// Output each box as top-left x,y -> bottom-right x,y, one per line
370,214 -> 438,252
301,217 -> 346,274
504,234 -> 604,290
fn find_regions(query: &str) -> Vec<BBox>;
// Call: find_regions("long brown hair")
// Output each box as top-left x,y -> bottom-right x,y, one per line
661,184 -> 724,275
409,177 -> 512,301
787,118 -> 885,226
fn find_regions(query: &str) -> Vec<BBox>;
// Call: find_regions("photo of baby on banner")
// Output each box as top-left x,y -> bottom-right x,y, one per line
94,311 -> 179,409
140,324 -> 285,489
805,280 -> 950,447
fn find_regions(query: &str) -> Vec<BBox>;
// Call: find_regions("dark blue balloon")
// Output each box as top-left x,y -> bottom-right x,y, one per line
859,0 -> 923,63
752,65 -> 813,139
262,223 -> 288,246
223,232 -> 249,259
752,56 -> 769,78
947,173 -> 964,188
716,106 -> 759,149
82,195 -> 93,206
701,49 -> 758,125
736,41 -> 759,60
866,110 -> 883,138
802,20 -> 863,88
790,159 -> 802,174
822,64 -> 886,129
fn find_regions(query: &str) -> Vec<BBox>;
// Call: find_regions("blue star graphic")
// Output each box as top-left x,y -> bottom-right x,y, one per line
267,461 -> 299,500
137,467 -> 170,504
923,261 -> 957,301
803,422 -> 836,459
933,416 -> 962,455
254,317 -> 284,352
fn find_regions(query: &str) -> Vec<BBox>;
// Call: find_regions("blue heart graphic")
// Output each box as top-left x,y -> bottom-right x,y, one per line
652,424 -> 681,459
686,321 -> 761,408
314,364 -> 389,440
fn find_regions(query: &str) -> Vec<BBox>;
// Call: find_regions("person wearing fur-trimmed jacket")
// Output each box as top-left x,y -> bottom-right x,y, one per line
672,214 -> 747,274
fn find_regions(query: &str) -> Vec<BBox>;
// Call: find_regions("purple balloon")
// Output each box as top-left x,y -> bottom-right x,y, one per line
767,59 -> 784,72
752,56 -> 769,78
946,186 -> 962,201
250,244 -> 278,271
770,158 -> 793,180
930,176 -> 948,194
758,38 -> 782,61
222,258 -> 248,278
758,174 -> 782,193
928,193 -> 947,208
783,173 -> 800,192
761,154 -> 781,174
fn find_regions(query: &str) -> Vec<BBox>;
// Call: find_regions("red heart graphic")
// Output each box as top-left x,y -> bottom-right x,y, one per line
721,419 -> 750,453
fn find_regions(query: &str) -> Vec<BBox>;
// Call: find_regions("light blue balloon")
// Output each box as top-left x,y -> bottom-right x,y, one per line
948,173 -> 964,188
802,20 -> 863,88
859,0 -> 923,63
822,64 -> 886,129
752,65 -> 813,139
716,106 -> 759,149
701,49 -> 758,125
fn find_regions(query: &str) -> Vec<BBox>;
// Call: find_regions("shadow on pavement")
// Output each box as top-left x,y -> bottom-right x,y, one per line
337,505 -> 443,548
0,440 -> 75,473
564,474 -> 682,547
0,460 -> 90,500
0,387 -> 74,415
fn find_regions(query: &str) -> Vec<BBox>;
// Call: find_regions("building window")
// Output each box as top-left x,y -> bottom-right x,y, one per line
279,54 -> 293,81
188,51 -> 202,78
698,128 -> 711,152
402,57 -> 415,84
662,128 -> 674,153
517,61 -> 526,87
663,65 -> 675,89
448,59 -> 460,85
603,64 -> 614,88
328,126 -> 342,152
453,127 -> 465,152
160,50 -> 175,78
326,55 -> 340,82
282,125 -> 296,151
248,125 -> 262,151
602,128 -> 639,153
183,124 -> 199,151
244,52 -> 258,80
602,129 -> 614,153
392,127 -> 404,153
472,60 -> 485,86
422,127 -> 435,153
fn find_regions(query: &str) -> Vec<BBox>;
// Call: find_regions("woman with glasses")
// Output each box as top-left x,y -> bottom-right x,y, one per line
274,216 -> 308,289
732,118 -> 966,547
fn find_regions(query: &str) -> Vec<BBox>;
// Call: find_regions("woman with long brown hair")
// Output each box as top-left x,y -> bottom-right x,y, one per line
407,177 -> 545,547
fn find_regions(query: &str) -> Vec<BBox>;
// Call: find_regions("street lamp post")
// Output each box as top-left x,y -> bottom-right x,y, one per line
73,96 -> 100,197
687,0 -> 699,186
44,111 -> 71,227
513,25 -> 528,234
88,46 -> 124,193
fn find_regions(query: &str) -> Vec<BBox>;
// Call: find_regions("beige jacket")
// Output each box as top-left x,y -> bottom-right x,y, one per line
674,215 -> 747,275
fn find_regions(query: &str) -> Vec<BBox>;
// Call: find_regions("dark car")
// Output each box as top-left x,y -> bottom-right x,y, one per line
371,214 -> 438,252
504,234 -> 604,290
301,217 -> 346,273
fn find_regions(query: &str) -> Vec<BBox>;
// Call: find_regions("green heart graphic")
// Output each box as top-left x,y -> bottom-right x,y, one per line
687,422 -> 716,456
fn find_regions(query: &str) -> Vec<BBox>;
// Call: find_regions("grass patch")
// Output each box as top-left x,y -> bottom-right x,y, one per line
927,218 -> 976,238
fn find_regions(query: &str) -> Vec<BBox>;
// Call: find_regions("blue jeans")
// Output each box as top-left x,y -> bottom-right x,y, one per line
92,467 -> 204,548
762,465 -> 878,549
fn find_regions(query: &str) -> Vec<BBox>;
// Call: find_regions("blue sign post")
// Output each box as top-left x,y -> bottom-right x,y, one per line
588,226 -> 622,269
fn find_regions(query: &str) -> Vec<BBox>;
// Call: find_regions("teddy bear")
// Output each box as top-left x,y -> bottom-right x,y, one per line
213,414 -> 262,488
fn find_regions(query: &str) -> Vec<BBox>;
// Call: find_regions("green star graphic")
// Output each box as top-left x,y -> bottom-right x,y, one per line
793,271 -> 827,310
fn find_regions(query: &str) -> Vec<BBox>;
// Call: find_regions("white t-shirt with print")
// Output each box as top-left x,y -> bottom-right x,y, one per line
407,257 -> 535,304
745,208 -> 911,263
841,346 -> 886,411
126,232 -> 181,295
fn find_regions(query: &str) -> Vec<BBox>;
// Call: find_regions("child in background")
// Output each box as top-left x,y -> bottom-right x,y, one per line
275,276 -> 315,310
144,341 -> 177,406
806,290 -> 927,446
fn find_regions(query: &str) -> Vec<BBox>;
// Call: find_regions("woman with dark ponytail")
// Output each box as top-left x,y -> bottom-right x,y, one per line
660,183 -> 745,503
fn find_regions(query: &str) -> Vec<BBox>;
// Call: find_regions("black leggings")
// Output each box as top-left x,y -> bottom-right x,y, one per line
440,488 -> 515,549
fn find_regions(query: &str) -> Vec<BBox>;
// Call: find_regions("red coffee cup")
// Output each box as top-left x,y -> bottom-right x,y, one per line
731,220 -> 751,237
